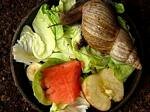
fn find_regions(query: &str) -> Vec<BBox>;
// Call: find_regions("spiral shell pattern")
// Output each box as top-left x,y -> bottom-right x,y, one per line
82,0 -> 141,69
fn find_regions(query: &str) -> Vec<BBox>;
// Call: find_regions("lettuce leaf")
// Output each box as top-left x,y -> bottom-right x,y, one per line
50,103 -> 67,112
70,25 -> 82,50
114,3 -> 125,14
47,6 -> 64,40
62,0 -> 76,12
117,16 -> 128,31
60,25 -> 110,73
108,58 -> 134,82
50,97 -> 89,112
12,25 -> 42,65
56,37 -> 75,58
52,25 -> 81,61
32,4 -> 57,59
74,46 -> 110,73
13,0 -> 76,64
46,52 -> 71,62
32,0 -> 76,59
54,0 -> 76,12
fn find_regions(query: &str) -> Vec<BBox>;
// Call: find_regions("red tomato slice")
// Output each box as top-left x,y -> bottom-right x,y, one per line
41,60 -> 81,104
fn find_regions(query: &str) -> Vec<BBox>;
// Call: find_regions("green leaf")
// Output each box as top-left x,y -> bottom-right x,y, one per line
46,52 -> 71,62
55,0 -> 76,12
56,37 -> 75,59
47,6 -> 64,40
12,25 -> 42,65
53,25 -> 81,61
50,103 -> 67,112
108,58 -> 134,82
114,3 -> 125,14
74,46 -> 110,73
32,4 -> 56,59
117,16 -> 129,31
70,25 -> 82,50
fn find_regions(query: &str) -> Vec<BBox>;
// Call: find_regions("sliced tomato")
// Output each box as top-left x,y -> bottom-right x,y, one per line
41,60 -> 81,104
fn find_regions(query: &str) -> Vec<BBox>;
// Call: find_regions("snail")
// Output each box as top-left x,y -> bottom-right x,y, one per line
60,0 -> 142,70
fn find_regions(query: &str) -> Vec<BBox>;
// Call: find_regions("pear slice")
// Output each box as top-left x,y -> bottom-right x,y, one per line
82,68 -> 124,111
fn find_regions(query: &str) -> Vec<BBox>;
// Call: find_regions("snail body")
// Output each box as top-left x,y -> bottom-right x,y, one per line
61,0 -> 142,69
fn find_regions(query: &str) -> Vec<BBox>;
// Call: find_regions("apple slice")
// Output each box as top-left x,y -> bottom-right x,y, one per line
99,68 -> 124,102
82,74 -> 111,111
82,68 -> 124,111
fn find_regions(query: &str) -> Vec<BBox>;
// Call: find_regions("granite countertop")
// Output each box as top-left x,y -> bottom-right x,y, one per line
0,0 -> 150,112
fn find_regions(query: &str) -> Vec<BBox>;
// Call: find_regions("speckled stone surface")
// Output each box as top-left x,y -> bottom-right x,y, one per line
0,0 -> 149,112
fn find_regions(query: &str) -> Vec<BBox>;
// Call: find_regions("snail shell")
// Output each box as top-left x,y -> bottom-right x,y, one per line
82,0 -> 142,69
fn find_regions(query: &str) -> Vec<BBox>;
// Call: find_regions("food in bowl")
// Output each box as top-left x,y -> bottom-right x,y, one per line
12,0 -> 142,111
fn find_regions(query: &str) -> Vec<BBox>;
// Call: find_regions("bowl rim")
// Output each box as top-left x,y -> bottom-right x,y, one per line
10,1 -> 143,112
10,2 -> 45,111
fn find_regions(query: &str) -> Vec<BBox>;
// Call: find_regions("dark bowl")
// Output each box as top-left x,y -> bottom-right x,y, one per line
10,1 -> 143,112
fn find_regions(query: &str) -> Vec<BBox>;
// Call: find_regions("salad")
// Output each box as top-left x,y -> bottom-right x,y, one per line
12,0 -> 140,111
